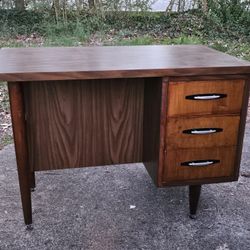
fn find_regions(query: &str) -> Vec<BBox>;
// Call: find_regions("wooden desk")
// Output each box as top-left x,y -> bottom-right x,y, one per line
1,45 -> 250,226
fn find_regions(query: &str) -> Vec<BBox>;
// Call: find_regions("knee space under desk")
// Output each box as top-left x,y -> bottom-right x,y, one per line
21,77 -> 164,172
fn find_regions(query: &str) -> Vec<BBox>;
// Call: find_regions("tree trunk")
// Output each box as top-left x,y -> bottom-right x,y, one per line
62,0 -> 67,22
88,0 -> 95,9
166,0 -> 175,12
201,0 -> 208,13
177,0 -> 181,12
32,0 -> 37,10
75,0 -> 81,12
15,0 -> 25,10
166,0 -> 186,13
54,0 -> 60,23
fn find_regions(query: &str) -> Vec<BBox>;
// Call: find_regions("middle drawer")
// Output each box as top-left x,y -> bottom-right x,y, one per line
166,115 -> 240,149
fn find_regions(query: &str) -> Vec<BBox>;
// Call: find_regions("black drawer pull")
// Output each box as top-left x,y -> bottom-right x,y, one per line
186,93 -> 227,100
181,160 -> 220,167
183,128 -> 223,135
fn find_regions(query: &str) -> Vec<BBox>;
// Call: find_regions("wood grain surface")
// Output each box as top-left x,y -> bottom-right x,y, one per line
8,82 -> 32,225
161,78 -> 247,186
167,79 -> 245,117
142,78 -> 163,186
163,147 -> 236,182
23,79 -> 144,171
166,115 -> 240,149
234,79 -> 250,179
1,45 -> 250,81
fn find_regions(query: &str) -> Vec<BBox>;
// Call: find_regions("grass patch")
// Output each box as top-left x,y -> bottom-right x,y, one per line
161,35 -> 204,45
43,35 -> 82,47
209,40 -> 250,61
116,35 -> 156,45
0,82 -> 9,113
0,134 -> 13,150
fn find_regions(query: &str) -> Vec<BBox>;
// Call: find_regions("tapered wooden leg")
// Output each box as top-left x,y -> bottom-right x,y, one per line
8,82 -> 32,226
189,185 -> 201,219
30,172 -> 36,192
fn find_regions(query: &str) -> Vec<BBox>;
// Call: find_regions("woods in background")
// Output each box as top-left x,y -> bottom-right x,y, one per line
0,0 -> 249,33
0,0 -> 249,64
2,0 -> 153,11
166,0 -> 208,12
3,1 -> 248,13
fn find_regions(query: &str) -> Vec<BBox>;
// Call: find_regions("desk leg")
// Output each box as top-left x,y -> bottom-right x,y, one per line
30,172 -> 36,192
189,185 -> 201,219
8,82 -> 32,226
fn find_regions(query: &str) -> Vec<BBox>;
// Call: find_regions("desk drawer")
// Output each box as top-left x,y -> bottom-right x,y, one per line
166,115 -> 240,149
163,147 -> 236,182
167,80 -> 245,117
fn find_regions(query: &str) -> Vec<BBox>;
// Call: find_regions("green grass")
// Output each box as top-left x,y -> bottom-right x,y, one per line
0,10 -> 249,59
115,35 -> 204,46
43,36 -> 82,47
161,35 -> 204,45
0,32 -> 249,61
209,40 -> 250,61
0,134 -> 13,150
42,21 -> 91,45
116,35 -> 155,46
0,82 -> 9,113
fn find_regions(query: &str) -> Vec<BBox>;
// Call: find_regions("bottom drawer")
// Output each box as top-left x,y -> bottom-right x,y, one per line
163,147 -> 236,182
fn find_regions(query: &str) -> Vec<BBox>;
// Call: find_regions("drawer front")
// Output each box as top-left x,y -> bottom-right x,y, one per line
163,147 -> 236,182
167,80 -> 245,117
166,115 -> 240,149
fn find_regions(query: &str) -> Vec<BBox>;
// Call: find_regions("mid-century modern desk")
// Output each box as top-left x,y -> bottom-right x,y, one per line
0,45 -> 250,227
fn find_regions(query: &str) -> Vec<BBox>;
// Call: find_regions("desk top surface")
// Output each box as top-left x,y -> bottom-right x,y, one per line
0,45 -> 250,81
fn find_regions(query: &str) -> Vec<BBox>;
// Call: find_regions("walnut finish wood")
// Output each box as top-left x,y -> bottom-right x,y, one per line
8,82 -> 32,225
167,80 -> 245,117
166,115 -> 240,149
158,80 -> 168,187
30,172 -> 35,191
23,79 -> 144,171
234,79 -> 250,179
1,46 -> 250,82
163,147 -> 236,182
162,176 -> 236,187
168,74 -> 250,82
142,78 -> 163,186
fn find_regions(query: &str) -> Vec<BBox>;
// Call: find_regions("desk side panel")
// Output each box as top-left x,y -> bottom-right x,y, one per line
23,79 -> 144,171
142,78 -> 164,186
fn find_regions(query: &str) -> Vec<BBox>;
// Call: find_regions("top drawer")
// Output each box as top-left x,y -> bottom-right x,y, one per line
167,79 -> 245,117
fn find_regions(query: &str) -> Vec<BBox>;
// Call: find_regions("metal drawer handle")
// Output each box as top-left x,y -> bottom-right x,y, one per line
181,160 -> 220,167
183,128 -> 223,135
186,93 -> 227,100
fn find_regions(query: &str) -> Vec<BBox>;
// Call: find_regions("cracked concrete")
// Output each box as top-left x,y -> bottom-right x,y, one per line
0,123 -> 250,250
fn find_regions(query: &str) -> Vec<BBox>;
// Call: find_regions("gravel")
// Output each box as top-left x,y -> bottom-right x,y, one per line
0,124 -> 250,250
